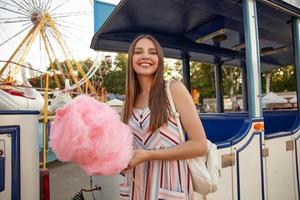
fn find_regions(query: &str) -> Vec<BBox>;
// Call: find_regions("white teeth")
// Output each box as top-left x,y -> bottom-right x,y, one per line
140,63 -> 151,67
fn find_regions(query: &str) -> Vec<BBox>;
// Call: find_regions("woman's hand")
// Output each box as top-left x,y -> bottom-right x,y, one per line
121,166 -> 132,175
129,149 -> 150,167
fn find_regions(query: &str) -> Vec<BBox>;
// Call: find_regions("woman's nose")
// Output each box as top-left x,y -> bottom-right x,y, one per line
141,52 -> 150,60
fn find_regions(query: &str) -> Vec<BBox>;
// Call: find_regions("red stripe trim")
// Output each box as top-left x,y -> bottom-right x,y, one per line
132,112 -> 139,122
141,113 -> 150,124
168,118 -> 177,126
177,160 -> 182,192
131,167 -> 135,200
160,161 -> 164,187
160,131 -> 179,145
144,132 -> 156,145
145,161 -> 150,199
133,133 -> 143,142
187,165 -> 190,192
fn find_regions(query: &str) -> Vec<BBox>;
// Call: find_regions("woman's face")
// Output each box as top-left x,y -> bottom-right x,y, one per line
132,38 -> 159,77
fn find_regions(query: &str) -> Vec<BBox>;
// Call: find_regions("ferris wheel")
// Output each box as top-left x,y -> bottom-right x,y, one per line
0,0 -> 105,95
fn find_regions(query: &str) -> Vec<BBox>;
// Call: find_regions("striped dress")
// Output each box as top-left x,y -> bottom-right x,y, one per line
120,106 -> 194,200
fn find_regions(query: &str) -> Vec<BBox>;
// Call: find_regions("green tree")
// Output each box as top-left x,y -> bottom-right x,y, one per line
103,53 -> 127,94
164,59 -> 182,80
222,66 -> 242,97
190,62 -> 215,98
261,65 -> 296,93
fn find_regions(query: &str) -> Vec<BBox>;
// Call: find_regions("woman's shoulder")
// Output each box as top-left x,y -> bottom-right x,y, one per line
167,80 -> 187,95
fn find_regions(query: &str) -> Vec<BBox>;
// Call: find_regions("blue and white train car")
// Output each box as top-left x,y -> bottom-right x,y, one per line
91,0 -> 300,199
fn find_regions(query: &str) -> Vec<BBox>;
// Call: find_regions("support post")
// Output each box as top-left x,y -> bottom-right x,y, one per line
42,73 -> 49,169
214,55 -> 224,113
182,52 -> 191,92
292,17 -> 300,114
241,63 -> 248,111
243,0 -> 262,118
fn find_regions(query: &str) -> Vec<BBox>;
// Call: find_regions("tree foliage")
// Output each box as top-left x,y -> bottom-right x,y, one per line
261,65 -> 296,93
103,53 -> 127,94
164,59 -> 182,80
222,66 -> 242,97
190,62 -> 215,98
28,55 -> 296,98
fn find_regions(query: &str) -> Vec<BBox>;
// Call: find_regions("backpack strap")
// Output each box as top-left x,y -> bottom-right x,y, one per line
166,80 -> 188,192
166,80 -> 186,143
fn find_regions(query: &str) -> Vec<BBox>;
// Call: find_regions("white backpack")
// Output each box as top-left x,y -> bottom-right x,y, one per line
166,81 -> 220,195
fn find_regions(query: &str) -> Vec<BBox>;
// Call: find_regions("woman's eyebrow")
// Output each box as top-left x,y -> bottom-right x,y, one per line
134,47 -> 156,49
134,47 -> 157,51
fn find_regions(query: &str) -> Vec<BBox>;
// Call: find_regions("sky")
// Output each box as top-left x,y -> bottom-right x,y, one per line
100,0 -> 120,5
0,0 -> 120,78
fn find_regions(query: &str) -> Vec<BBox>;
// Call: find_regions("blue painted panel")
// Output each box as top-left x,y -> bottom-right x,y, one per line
201,112 -> 249,118
216,141 -> 232,149
94,0 -> 116,33
0,126 -> 20,200
0,157 -> 4,192
200,116 -> 248,143
263,112 -> 297,134
207,111 -> 300,139
182,114 -> 252,148
0,110 -> 39,115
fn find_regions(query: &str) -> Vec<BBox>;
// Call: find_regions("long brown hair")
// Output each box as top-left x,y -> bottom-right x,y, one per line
123,35 -> 170,132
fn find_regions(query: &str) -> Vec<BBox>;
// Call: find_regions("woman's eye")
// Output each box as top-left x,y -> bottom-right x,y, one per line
134,50 -> 142,54
150,50 -> 157,54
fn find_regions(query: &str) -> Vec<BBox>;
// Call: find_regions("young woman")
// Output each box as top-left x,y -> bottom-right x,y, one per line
121,35 -> 207,200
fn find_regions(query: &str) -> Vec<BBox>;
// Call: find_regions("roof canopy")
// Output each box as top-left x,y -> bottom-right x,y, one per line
91,0 -> 300,70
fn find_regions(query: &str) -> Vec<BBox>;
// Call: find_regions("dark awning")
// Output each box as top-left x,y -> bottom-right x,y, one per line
91,0 -> 300,70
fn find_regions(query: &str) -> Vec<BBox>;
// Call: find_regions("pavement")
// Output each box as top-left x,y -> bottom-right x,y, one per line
47,160 -> 203,200
48,161 -> 95,200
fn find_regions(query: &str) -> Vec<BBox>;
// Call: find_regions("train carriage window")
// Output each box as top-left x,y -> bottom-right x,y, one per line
222,66 -> 243,112
261,65 -> 296,110
190,61 -> 216,113
164,59 -> 182,81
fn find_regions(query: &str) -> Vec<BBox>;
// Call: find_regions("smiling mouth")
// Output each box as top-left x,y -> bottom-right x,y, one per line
139,62 -> 152,67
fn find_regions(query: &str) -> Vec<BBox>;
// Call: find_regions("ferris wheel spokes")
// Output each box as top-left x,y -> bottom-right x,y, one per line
0,0 -> 104,99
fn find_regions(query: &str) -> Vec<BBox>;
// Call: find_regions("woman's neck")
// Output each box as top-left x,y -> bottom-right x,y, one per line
137,76 -> 153,94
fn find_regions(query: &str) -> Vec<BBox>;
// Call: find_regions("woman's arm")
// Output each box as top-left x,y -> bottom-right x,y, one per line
129,80 -> 207,167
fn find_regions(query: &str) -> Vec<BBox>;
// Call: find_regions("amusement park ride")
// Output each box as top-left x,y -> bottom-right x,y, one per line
0,0 -> 107,199
0,0 -> 107,109
1,0 -> 300,200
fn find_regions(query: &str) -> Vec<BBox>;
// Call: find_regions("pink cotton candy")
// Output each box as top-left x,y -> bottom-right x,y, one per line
49,95 -> 133,176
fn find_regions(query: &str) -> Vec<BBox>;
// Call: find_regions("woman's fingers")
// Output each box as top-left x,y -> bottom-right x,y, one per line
120,166 -> 131,175
129,149 -> 149,167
